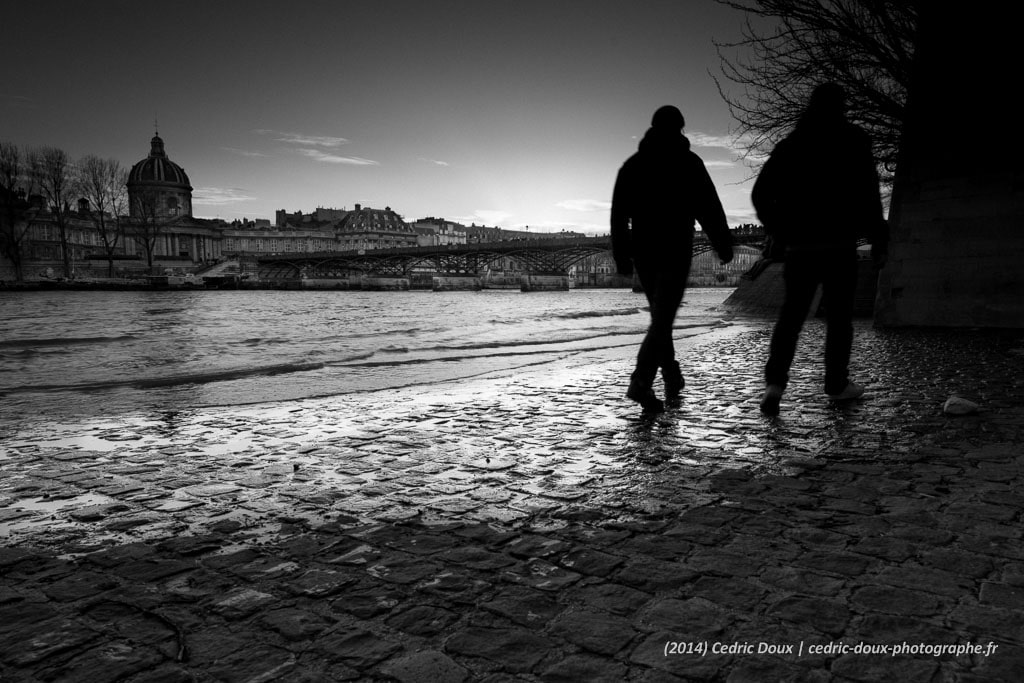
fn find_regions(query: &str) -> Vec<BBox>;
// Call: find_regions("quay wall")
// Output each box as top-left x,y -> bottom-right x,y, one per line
432,276 -> 483,291
521,275 -> 570,292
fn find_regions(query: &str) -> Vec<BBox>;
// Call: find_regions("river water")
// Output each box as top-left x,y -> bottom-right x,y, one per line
0,287 -> 734,425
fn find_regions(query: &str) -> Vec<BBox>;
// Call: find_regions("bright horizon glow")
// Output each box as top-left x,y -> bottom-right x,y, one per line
0,1 -> 763,234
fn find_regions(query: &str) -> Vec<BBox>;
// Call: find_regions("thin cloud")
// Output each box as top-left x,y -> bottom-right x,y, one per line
420,158 -> 450,167
688,132 -> 739,151
192,187 -> 256,205
556,199 -> 611,212
253,129 -> 349,147
253,129 -> 376,165
222,147 -> 269,158
688,132 -> 744,168
296,149 -> 379,166
277,133 -> 349,147
460,210 -> 511,226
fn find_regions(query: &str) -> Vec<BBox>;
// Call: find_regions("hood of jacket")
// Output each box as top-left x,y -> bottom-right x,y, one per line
637,127 -> 691,157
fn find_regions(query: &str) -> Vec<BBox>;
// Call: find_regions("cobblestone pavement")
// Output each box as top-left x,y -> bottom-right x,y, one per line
2,318 -> 1024,682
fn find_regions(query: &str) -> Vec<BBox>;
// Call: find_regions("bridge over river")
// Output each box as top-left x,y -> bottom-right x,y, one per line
256,231 -> 766,286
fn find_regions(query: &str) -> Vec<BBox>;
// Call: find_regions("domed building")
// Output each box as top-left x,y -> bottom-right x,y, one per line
127,133 -> 193,219
122,132 -> 224,268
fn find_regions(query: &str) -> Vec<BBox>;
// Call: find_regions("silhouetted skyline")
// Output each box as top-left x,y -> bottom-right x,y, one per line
0,0 -> 758,232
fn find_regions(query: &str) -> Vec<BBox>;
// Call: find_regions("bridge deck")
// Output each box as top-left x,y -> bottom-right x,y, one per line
255,232 -> 765,278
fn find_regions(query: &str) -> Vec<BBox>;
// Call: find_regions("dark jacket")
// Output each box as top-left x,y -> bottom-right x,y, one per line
611,128 -> 733,271
752,118 -> 888,252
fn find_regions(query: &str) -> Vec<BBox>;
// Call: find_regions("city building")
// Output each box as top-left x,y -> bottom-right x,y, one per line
122,134 -> 223,265
0,134 -> 227,281
462,224 -> 586,243
222,221 -> 337,255
335,204 -> 418,251
127,133 -> 193,220
275,207 -> 350,228
409,217 -> 468,246
1,131 -> 726,286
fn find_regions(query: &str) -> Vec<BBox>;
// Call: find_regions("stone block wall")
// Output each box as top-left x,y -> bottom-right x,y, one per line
874,5 -> 1024,328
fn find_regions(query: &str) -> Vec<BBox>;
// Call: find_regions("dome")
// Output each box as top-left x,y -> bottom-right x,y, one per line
127,133 -> 194,219
128,135 -> 192,190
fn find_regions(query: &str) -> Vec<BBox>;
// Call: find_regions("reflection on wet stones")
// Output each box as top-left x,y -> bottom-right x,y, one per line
2,321 -> 1024,679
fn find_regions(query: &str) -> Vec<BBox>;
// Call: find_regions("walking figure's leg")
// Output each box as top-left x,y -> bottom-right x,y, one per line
822,253 -> 861,400
761,255 -> 819,415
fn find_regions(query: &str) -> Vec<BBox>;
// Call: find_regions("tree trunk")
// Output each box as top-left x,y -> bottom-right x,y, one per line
10,252 -> 24,282
59,230 -> 72,279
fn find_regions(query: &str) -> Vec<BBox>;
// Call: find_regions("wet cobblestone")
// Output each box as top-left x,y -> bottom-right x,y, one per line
1,319 -> 1024,681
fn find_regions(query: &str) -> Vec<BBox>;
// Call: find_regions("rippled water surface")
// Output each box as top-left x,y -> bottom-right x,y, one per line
0,288 -> 732,422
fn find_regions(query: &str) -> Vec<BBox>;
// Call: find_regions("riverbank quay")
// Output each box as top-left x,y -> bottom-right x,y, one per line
1,319 -> 1023,681
0,278 -> 722,293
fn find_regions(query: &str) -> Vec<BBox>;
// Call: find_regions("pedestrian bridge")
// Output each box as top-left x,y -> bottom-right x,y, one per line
256,232 -> 765,280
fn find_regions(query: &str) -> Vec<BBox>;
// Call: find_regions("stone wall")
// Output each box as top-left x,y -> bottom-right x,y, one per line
0,256 -> 203,283
432,276 -> 483,291
874,6 -> 1024,328
520,274 -> 570,292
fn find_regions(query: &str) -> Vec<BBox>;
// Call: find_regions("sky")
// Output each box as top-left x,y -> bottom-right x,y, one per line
1,0 -> 762,234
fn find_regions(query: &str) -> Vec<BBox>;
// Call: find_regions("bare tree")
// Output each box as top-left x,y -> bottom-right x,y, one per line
714,0 -> 917,183
30,146 -> 76,278
0,142 -> 40,282
77,155 -> 129,277
131,188 -> 164,271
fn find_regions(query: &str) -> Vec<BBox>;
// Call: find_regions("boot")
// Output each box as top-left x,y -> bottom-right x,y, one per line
826,381 -> 865,401
627,376 -> 664,413
760,384 -> 784,416
662,361 -> 684,403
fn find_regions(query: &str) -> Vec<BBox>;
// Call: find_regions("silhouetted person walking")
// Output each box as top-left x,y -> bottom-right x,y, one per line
752,83 -> 888,416
612,105 -> 734,412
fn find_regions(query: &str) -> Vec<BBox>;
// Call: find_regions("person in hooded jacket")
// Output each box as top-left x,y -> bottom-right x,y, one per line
611,105 -> 734,413
752,83 -> 889,416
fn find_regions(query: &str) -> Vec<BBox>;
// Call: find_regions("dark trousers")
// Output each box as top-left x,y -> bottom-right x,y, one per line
765,248 -> 858,394
633,259 -> 690,388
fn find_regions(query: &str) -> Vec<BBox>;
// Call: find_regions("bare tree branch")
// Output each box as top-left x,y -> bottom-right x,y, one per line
77,155 -> 129,277
132,188 -> 165,271
0,142 -> 39,282
714,0 -> 917,185
29,146 -> 76,278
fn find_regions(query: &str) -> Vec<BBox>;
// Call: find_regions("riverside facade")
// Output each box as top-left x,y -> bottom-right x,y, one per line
0,135 -> 583,283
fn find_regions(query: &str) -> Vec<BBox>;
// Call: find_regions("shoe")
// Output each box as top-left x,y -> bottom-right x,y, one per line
827,381 -> 865,401
627,380 -> 665,413
663,361 -> 684,402
760,384 -> 784,416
